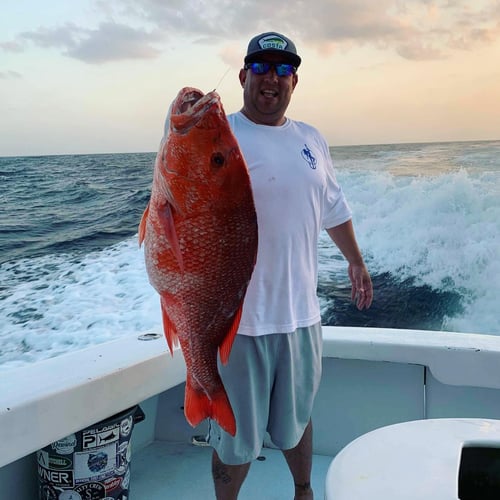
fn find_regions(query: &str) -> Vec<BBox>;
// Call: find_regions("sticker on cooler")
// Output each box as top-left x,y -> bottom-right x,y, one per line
58,491 -> 83,500
37,464 -> 74,489
82,424 -> 120,449
120,416 -> 133,437
37,449 -> 73,470
52,434 -> 77,455
74,481 -> 107,498
74,442 -> 118,484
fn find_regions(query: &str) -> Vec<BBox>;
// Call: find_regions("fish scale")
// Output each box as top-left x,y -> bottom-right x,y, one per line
139,87 -> 258,436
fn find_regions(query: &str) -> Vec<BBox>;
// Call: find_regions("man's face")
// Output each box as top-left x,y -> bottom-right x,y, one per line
239,53 -> 298,126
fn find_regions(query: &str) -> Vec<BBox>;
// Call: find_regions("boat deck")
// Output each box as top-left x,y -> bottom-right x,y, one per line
131,440 -> 333,499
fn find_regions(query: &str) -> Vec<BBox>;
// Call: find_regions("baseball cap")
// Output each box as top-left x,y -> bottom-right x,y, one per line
244,32 -> 301,68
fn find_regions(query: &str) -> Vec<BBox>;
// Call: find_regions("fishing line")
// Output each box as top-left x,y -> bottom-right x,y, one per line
213,67 -> 232,91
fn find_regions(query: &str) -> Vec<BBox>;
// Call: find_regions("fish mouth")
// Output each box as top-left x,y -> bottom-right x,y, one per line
176,89 -> 205,114
169,87 -> 221,133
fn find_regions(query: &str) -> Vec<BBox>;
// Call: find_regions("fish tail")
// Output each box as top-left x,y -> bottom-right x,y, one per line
184,378 -> 236,437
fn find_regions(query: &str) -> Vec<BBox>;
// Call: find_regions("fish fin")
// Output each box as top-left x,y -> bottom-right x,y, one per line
184,378 -> 236,437
218,304 -> 243,365
184,378 -> 212,429
138,202 -> 150,246
159,201 -> 184,272
160,296 -> 179,356
210,389 -> 237,437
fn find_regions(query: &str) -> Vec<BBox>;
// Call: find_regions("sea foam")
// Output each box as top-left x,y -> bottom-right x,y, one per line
0,240 -> 161,370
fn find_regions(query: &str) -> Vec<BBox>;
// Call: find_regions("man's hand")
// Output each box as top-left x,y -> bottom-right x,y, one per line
348,263 -> 373,310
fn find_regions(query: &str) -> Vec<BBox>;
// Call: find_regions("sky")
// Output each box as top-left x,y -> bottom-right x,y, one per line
1,0 -> 500,156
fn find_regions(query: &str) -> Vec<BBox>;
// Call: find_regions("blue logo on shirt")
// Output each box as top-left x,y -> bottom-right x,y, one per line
301,144 -> 317,169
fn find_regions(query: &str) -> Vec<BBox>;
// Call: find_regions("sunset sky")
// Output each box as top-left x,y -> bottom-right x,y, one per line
1,0 -> 499,156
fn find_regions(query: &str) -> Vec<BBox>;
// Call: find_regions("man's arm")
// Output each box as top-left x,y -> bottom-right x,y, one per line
326,220 -> 373,310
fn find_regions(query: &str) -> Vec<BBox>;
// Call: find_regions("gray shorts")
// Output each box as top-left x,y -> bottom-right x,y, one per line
208,323 -> 323,465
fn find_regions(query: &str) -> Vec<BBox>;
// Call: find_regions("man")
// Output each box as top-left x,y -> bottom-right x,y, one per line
208,32 -> 373,499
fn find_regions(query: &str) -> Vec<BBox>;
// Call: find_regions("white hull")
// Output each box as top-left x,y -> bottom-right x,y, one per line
2,326 -> 500,498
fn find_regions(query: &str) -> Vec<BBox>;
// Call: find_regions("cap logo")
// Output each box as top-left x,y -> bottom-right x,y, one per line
258,35 -> 288,51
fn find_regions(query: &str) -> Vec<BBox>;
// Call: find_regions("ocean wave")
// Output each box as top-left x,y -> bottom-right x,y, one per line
1,142 -> 498,370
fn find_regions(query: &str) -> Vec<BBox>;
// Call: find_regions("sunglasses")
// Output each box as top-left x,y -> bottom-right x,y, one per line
244,62 -> 297,77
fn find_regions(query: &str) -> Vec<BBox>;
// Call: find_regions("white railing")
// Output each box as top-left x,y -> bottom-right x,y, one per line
2,326 -> 500,468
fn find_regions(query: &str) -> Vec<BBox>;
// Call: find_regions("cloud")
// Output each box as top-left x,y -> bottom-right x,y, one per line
3,0 -> 500,63
396,42 -> 446,61
20,23 -> 81,49
0,41 -> 25,53
65,22 -> 162,63
0,70 -> 22,79
139,0 -> 500,60
17,22 -> 163,63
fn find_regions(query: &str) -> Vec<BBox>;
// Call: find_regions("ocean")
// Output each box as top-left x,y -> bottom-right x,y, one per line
1,140 -> 499,371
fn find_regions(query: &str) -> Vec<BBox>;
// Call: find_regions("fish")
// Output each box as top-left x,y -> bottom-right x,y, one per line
138,87 -> 258,436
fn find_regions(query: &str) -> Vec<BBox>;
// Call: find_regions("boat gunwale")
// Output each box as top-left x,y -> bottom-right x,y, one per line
2,325 -> 500,468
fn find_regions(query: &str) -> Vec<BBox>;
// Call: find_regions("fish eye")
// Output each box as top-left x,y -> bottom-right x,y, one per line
211,152 -> 225,168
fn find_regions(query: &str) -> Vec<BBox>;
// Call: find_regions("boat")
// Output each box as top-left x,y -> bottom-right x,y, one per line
2,325 -> 500,499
